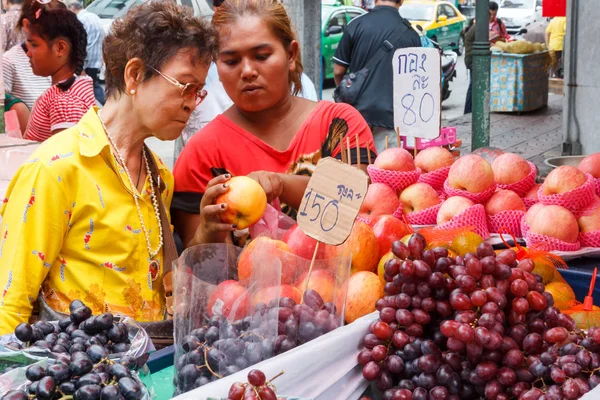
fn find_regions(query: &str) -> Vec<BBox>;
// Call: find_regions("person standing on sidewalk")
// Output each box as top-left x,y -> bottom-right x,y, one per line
332,0 -> 420,147
1,0 -> 26,51
545,16 -> 566,78
68,0 -> 106,105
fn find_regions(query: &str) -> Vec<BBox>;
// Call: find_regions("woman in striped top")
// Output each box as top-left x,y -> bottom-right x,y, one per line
22,0 -> 96,142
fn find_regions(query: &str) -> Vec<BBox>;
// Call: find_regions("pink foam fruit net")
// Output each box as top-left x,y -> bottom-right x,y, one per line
487,210 -> 526,238
443,179 -> 497,204
496,161 -> 537,197
537,173 -> 596,213
525,230 -> 581,252
367,165 -> 421,192
435,204 -> 490,239
418,166 -> 451,191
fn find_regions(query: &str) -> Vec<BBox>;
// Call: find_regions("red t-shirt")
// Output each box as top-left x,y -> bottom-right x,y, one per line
172,101 -> 376,214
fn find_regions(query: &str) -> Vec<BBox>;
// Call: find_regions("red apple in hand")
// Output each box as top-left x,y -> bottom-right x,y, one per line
578,153 -> 600,178
491,153 -> 531,185
484,189 -> 526,215
542,165 -> 588,195
529,204 -> 579,243
371,215 -> 412,259
282,224 -> 324,260
399,183 -> 441,214
414,146 -> 455,172
215,176 -> 267,229
358,183 -> 400,220
373,148 -> 416,172
447,155 -> 495,193
437,196 -> 475,225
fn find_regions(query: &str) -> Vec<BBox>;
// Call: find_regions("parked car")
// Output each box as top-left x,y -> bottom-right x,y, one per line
400,0 -> 467,55
86,0 -> 214,33
321,2 -> 366,81
86,0 -> 214,81
497,0 -> 543,35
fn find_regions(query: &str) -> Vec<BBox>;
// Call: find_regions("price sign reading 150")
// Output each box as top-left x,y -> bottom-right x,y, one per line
297,158 -> 368,246
299,184 -> 361,233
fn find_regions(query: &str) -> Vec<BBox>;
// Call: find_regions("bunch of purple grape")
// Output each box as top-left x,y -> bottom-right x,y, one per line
359,233 -> 600,400
175,289 -> 340,395
8,300 -> 132,356
1,301 -> 142,400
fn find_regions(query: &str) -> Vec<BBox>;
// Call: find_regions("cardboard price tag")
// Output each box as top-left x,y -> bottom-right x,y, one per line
393,47 -> 441,140
297,157 -> 368,246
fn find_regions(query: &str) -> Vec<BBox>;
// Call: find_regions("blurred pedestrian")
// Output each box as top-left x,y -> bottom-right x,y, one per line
1,0 -> 26,51
464,1 -> 507,114
21,0 -> 96,141
545,16 -> 566,78
68,0 -> 106,104
332,0 -> 420,147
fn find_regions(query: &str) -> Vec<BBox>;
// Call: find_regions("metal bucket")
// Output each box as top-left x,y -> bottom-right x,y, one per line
544,155 -> 586,169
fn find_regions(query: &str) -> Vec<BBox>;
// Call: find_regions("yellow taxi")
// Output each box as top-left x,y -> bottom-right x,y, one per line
400,0 -> 468,54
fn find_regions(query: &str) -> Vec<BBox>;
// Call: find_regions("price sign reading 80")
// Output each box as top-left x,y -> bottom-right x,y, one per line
297,158 -> 368,246
393,47 -> 441,140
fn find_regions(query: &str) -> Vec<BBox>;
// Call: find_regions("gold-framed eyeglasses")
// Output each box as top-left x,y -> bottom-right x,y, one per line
148,66 -> 208,106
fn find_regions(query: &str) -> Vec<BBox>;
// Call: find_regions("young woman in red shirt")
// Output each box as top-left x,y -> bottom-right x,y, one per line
173,0 -> 377,246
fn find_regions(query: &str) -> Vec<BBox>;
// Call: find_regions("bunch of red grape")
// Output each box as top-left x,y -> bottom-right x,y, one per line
359,233 -> 600,400
227,369 -> 285,400
175,289 -> 340,395
1,301 -> 142,400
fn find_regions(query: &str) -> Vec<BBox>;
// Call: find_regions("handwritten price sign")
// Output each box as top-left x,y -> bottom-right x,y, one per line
297,157 -> 368,246
393,47 -> 441,140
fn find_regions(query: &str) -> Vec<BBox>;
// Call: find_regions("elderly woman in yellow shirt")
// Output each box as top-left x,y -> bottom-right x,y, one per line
0,1 -> 231,334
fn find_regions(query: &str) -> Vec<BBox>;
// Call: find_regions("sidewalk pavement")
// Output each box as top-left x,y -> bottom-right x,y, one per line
373,94 -> 564,178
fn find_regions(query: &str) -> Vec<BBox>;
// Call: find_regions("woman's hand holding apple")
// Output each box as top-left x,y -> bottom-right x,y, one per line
247,171 -> 285,203
193,174 -> 238,244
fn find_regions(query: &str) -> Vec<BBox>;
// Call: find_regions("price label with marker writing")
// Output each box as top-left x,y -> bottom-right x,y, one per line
297,157 -> 368,246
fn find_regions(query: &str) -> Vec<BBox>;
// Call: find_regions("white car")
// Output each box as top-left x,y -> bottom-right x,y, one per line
497,0 -> 543,35
86,0 -> 214,81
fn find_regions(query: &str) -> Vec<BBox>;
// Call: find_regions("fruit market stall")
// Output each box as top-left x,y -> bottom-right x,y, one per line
4,142 -> 600,400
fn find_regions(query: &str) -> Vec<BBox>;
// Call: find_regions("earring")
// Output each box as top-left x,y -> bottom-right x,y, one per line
130,89 -> 136,95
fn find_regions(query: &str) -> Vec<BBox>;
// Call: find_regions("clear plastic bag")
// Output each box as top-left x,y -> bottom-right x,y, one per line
249,202 -> 297,241
172,241 -> 351,395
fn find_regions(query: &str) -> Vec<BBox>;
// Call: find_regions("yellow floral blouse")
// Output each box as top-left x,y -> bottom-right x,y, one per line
0,107 -> 174,334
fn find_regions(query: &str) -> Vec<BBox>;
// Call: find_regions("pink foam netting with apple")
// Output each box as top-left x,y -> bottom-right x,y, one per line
537,173 -> 596,213
435,204 -> 490,239
523,197 -> 539,210
405,203 -> 442,225
595,178 -> 600,196
496,161 -> 537,197
355,215 -> 372,226
520,217 -> 530,238
367,165 -> 421,192
525,231 -> 581,252
580,230 -> 600,248
418,166 -> 451,191
443,179 -> 497,204
487,210 -> 526,238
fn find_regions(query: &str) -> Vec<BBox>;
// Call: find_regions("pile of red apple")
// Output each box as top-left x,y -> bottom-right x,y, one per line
363,147 -> 600,251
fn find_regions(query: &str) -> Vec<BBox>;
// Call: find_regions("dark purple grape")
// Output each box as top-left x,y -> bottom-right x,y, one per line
35,376 -> 56,400
25,365 -> 45,382
118,377 -> 142,400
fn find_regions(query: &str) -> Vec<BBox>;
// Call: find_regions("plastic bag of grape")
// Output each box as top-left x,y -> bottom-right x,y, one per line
0,353 -> 47,393
172,241 -> 351,395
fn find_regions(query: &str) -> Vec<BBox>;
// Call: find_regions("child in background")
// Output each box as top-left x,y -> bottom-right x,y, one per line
22,0 -> 96,142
